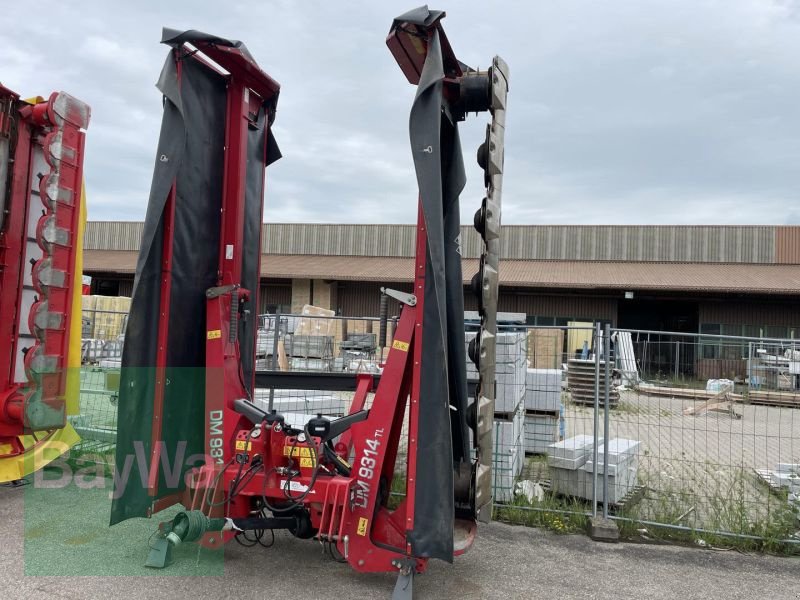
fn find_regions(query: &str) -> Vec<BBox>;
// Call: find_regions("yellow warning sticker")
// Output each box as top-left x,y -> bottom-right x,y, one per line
357,517 -> 368,536
299,457 -> 314,468
207,329 -> 222,340
392,340 -> 410,352
283,446 -> 312,458
235,440 -> 252,451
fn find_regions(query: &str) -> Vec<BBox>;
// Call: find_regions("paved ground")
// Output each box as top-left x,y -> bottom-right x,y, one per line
2,481 -> 799,600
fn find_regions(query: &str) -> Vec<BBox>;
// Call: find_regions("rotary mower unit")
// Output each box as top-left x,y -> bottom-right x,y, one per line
110,8 -> 508,598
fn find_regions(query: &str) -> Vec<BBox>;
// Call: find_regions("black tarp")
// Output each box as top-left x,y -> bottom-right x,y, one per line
399,9 -> 471,561
111,33 -> 278,524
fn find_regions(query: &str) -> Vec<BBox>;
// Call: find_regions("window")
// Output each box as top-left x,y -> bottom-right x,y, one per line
700,323 -> 720,359
720,324 -> 743,360
766,326 -> 788,340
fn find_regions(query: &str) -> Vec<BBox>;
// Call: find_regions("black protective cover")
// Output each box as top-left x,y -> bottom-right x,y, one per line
399,9 -> 471,562
111,33 -> 277,524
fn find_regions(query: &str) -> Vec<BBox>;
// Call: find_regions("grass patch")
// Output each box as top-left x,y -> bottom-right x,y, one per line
494,494 -> 589,534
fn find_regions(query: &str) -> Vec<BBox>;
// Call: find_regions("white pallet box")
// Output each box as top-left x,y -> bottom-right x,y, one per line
469,363 -> 526,414
491,443 -> 524,502
492,404 -> 525,456
581,439 -> 641,504
546,435 -> 600,498
525,368 -> 562,392
524,388 -> 561,412
524,368 -> 562,413
550,466 -> 586,498
524,413 -> 559,455
467,359 -> 526,379
496,375 -> 526,413
471,411 -> 524,503
465,331 -> 526,361
546,435 -> 600,470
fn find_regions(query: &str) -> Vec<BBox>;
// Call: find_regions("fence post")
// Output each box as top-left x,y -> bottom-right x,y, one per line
603,323 -> 611,519
591,322 -> 601,517
268,307 -> 281,412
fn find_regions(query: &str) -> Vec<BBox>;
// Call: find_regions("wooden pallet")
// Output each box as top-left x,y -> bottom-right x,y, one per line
746,391 -> 800,408
754,468 -> 786,495
535,478 -> 646,510
638,384 -> 740,401
638,384 -> 800,408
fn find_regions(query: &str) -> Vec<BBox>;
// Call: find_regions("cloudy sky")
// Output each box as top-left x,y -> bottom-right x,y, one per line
3,1 -> 799,224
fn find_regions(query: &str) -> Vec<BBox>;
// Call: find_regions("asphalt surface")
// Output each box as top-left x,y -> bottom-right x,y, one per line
1,480 -> 799,600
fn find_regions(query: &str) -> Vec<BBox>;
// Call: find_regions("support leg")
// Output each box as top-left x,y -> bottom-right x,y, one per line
392,559 -> 415,600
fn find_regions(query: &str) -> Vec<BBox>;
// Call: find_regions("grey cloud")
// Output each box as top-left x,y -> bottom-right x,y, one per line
2,0 -> 797,225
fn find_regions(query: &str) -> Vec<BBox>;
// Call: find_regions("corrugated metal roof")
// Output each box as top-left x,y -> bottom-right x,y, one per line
84,222 -> 793,264
83,250 -> 800,295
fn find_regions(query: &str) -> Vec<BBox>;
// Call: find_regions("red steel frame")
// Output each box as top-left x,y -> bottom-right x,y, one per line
150,18 -> 481,579
0,87 -> 89,446
146,41 -> 280,513
177,199 -> 470,574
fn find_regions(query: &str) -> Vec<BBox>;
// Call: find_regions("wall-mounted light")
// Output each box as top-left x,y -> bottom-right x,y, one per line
624,291 -> 634,299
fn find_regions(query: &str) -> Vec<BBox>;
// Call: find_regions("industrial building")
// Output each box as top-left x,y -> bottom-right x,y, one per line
84,222 -> 800,343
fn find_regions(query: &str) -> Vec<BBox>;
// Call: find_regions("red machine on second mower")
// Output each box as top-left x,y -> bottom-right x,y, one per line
0,86 -> 90,482
111,8 -> 508,598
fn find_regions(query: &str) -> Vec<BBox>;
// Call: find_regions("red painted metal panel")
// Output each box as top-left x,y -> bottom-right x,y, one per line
1,89 -> 90,440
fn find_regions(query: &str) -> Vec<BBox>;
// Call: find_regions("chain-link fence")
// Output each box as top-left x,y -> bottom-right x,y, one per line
69,309 -> 800,547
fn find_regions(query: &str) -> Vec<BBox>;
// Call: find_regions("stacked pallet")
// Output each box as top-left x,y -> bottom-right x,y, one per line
567,358 -> 619,407
466,330 -> 527,502
548,436 -> 641,504
489,404 -> 526,502
746,390 -> 800,408
81,295 -> 131,340
524,368 -> 563,454
581,439 -> 641,504
465,331 -> 527,413
526,328 -> 564,369
547,435 -> 601,498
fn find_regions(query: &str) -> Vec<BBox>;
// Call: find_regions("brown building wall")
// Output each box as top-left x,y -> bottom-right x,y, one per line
336,281 -> 409,317
259,280 -> 292,313
775,226 -> 800,264
494,291 -> 618,323
699,300 -> 800,330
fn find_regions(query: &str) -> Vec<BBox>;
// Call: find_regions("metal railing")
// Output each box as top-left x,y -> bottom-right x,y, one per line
69,310 -> 799,547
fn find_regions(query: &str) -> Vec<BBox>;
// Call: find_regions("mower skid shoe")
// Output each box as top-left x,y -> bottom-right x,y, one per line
145,536 -> 172,569
392,559 -> 416,600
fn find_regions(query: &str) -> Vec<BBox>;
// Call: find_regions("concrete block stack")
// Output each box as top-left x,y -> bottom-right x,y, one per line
547,435 -> 601,498
466,329 -> 527,502
547,435 -> 641,505
524,412 -> 561,455
465,330 -> 527,413
581,439 -> 641,504
488,403 -> 526,502
524,368 -> 563,454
